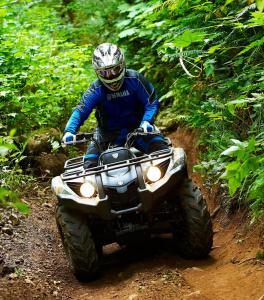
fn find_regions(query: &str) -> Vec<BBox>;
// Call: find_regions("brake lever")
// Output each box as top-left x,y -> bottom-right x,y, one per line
125,129 -> 161,148
136,128 -> 144,133
134,128 -> 161,136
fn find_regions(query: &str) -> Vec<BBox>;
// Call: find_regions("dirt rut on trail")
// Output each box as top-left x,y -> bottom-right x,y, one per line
0,128 -> 263,300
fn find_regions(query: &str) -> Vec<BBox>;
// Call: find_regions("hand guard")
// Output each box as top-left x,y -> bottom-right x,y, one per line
140,121 -> 155,133
62,132 -> 76,144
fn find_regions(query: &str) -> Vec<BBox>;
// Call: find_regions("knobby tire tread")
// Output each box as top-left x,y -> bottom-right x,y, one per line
175,178 -> 213,258
56,205 -> 99,280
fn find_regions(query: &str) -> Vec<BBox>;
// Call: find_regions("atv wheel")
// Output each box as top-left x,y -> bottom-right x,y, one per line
56,205 -> 99,280
174,179 -> 213,258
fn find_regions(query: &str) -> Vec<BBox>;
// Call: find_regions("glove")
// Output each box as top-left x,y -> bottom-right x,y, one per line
62,132 -> 76,144
140,121 -> 154,133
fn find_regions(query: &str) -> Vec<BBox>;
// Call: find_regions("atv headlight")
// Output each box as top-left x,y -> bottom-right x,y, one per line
146,166 -> 162,182
80,182 -> 95,198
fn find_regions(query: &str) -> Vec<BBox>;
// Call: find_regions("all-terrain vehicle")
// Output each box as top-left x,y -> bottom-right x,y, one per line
51,130 -> 213,280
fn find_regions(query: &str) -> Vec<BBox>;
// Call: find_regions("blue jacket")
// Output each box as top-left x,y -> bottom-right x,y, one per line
64,69 -> 160,133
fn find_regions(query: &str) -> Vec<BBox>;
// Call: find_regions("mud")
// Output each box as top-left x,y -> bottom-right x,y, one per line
0,128 -> 263,300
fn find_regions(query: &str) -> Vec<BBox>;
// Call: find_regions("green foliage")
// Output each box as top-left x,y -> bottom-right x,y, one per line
256,250 -> 264,260
220,138 -> 260,196
0,188 -> 31,215
0,130 -> 31,214
12,202 -> 31,215
14,267 -> 25,277
0,0 -> 95,134
0,188 -> 18,203
171,30 -> 206,48
0,0 -> 99,208
65,0 -> 124,44
116,0 -> 264,219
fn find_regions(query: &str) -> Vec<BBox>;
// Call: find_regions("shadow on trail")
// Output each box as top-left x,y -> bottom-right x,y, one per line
77,236 -> 216,288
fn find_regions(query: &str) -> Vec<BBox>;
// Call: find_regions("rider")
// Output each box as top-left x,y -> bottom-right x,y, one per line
62,43 -> 168,169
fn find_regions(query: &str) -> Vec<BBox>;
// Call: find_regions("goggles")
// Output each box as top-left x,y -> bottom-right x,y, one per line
96,64 -> 123,80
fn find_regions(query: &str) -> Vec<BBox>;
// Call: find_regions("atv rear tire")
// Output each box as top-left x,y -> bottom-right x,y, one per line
174,179 -> 213,258
56,205 -> 99,280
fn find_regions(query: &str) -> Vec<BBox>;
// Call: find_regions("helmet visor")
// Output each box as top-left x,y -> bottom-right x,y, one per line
97,64 -> 123,80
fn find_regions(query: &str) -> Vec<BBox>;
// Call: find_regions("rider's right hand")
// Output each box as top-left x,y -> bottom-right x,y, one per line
140,121 -> 160,133
140,121 -> 154,133
62,132 -> 76,144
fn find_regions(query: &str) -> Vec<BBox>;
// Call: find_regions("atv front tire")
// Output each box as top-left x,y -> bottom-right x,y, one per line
56,205 -> 99,280
174,179 -> 213,258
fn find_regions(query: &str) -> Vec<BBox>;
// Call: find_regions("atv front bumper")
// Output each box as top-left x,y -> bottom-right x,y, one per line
57,164 -> 186,220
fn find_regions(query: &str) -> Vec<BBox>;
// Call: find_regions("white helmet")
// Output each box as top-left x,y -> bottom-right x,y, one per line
92,43 -> 125,91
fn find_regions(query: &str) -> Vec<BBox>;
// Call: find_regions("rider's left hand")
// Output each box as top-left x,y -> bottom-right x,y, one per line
62,132 -> 76,144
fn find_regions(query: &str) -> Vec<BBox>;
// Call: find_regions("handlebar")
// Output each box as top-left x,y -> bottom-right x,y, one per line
61,129 -> 162,147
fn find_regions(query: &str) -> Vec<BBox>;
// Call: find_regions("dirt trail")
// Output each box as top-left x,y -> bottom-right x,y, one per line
0,128 -> 263,300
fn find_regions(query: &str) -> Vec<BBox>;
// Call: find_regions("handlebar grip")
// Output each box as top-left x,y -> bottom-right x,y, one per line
61,133 -> 93,146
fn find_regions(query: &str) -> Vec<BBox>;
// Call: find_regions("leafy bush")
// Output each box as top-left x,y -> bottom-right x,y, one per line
0,130 -> 31,214
0,0 -> 95,134
115,0 -> 264,219
64,0 -> 123,44
0,0 -> 97,208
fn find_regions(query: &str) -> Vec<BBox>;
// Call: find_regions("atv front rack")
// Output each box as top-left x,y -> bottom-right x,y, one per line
61,148 -> 173,181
